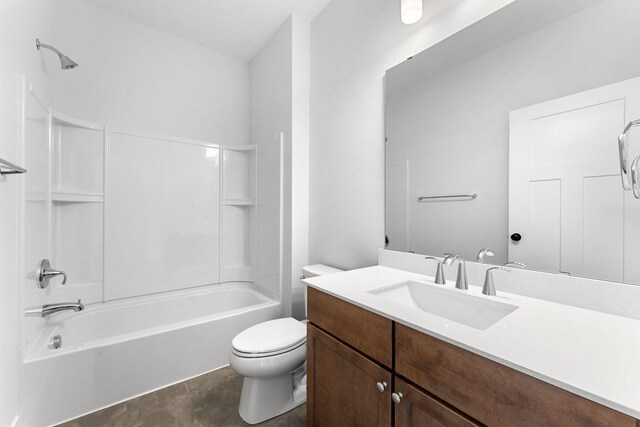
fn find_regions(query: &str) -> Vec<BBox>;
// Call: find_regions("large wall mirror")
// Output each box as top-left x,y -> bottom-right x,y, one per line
385,0 -> 640,285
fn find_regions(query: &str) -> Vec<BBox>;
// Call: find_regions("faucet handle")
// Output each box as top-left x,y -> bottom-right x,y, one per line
482,267 -> 510,296
424,257 -> 446,285
37,259 -> 67,289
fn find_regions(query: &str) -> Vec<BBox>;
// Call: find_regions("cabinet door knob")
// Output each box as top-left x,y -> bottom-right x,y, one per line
376,381 -> 387,392
392,392 -> 403,404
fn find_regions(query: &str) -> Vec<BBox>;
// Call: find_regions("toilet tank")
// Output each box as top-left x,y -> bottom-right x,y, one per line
302,264 -> 343,317
302,264 -> 343,279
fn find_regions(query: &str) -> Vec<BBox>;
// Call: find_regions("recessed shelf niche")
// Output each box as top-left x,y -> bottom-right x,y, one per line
50,113 -> 104,290
52,115 -> 104,196
221,146 -> 257,282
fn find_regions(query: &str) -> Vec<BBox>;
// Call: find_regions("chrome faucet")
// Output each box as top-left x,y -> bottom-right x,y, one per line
476,248 -> 495,264
25,299 -> 84,317
482,267 -> 510,296
504,261 -> 526,269
424,257 -> 446,284
443,254 -> 468,290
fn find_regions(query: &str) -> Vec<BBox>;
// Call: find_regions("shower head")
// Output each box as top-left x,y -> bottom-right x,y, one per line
36,39 -> 78,70
58,55 -> 79,70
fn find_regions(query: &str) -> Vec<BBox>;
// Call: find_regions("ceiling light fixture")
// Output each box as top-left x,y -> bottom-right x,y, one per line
400,0 -> 423,25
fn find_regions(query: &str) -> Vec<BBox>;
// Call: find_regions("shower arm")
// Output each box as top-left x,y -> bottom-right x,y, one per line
36,39 -> 63,57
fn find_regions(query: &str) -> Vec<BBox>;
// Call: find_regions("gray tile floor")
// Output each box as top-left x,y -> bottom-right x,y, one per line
59,366 -> 306,427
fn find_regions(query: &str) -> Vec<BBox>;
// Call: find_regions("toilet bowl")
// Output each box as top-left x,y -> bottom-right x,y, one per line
230,317 -> 307,424
229,264 -> 343,424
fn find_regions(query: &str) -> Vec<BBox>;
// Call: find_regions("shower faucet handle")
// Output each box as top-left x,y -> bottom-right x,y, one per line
37,259 -> 67,289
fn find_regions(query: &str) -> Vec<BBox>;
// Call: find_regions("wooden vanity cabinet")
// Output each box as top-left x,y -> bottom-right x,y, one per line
306,288 -> 639,427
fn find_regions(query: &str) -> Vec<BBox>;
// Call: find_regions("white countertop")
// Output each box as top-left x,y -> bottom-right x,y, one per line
304,265 -> 640,419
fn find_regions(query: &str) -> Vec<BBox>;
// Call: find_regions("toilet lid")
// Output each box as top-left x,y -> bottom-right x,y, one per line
232,317 -> 306,355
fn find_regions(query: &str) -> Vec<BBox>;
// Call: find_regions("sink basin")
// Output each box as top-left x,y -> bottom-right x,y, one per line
368,281 -> 518,330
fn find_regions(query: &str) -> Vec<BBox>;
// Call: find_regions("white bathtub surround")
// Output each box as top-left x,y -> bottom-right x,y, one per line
19,94 -> 284,356
304,249 -> 640,419
19,284 -> 279,427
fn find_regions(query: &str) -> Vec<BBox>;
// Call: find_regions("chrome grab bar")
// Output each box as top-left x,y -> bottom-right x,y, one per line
417,193 -> 477,202
632,153 -> 640,199
619,119 -> 640,191
0,157 -> 27,175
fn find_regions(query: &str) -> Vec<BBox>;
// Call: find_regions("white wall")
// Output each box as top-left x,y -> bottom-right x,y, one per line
250,16 -> 310,318
385,0 -> 640,263
251,17 -> 294,315
0,1 -> 53,424
309,0 -> 517,270
50,0 -> 250,144
251,19 -> 293,145
290,18 -> 311,318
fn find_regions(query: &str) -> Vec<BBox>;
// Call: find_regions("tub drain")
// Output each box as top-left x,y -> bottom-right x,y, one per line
48,335 -> 62,350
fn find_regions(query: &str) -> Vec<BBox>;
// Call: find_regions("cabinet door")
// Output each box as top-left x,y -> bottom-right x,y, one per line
394,378 -> 480,427
307,324 -> 392,427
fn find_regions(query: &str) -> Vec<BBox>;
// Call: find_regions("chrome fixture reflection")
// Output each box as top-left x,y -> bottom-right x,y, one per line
417,193 -> 477,202
482,267 -> 511,296
425,257 -> 446,284
25,299 -> 84,317
443,254 -> 469,290
36,38 -> 78,70
476,248 -> 494,264
504,261 -> 526,269
36,259 -> 67,289
618,119 -> 640,190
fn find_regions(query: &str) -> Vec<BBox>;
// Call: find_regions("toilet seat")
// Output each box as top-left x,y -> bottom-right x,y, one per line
231,317 -> 306,358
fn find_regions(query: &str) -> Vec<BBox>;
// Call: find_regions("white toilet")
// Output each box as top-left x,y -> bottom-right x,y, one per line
229,264 -> 343,424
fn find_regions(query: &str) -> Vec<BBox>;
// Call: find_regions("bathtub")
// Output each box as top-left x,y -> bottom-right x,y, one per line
18,283 -> 280,427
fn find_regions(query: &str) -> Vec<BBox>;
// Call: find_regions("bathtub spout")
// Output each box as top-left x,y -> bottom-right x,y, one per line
25,299 -> 84,317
